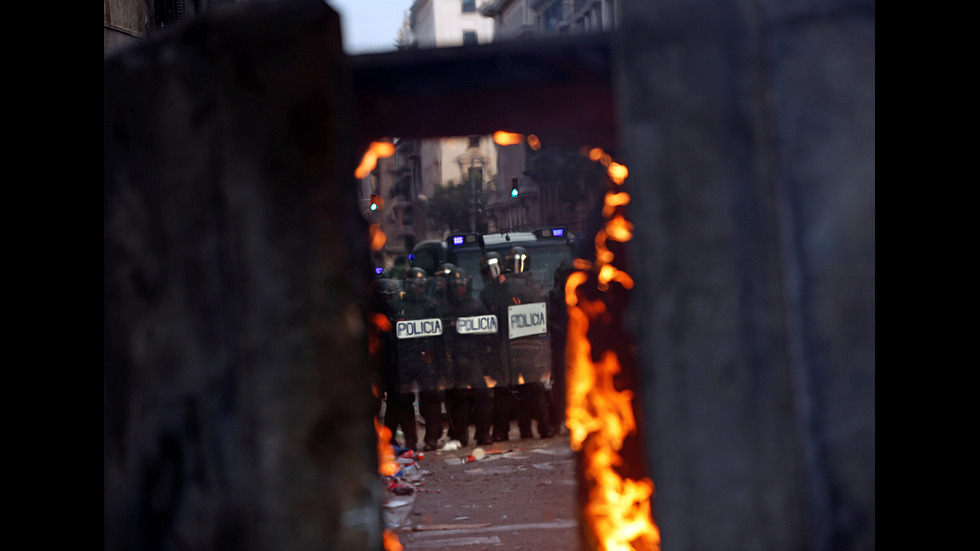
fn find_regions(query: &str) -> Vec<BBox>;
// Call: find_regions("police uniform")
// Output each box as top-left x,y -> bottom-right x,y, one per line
480,249 -> 553,440
478,253 -> 518,441
444,268 -> 495,447
505,269 -> 553,440
373,278 -> 417,450
395,268 -> 447,451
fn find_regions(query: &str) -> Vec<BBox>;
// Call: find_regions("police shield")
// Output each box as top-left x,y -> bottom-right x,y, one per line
507,302 -> 551,385
393,315 -> 448,392
445,313 -> 498,389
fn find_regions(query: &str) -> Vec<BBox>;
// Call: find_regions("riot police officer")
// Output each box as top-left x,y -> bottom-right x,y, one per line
373,276 -> 416,450
444,267 -> 496,446
504,247 -> 553,440
480,248 -> 553,440
395,267 -> 448,451
479,252 -> 517,441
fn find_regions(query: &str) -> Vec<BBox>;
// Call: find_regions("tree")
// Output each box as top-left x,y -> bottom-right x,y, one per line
427,174 -> 495,234
525,145 -> 607,225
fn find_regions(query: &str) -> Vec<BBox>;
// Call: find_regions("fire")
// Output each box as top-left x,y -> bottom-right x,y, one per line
355,140 -> 396,179
602,192 -> 630,218
375,418 -> 403,550
493,130 -> 524,146
383,531 -> 404,551
527,134 -> 541,150
484,375 -> 498,388
607,162 -> 628,184
375,418 -> 399,477
369,313 -> 392,356
564,150 -> 660,550
605,215 -> 634,243
369,223 -> 387,251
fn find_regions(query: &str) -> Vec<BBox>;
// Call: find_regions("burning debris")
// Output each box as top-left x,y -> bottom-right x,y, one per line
564,149 -> 661,551
364,137 -> 659,549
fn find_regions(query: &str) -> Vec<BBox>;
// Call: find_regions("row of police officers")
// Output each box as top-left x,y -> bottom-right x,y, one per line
371,247 -> 572,451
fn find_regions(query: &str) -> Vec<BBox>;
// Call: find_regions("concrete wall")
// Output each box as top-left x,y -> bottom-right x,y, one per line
104,0 -> 874,548
617,1 -> 875,550
104,2 -> 381,549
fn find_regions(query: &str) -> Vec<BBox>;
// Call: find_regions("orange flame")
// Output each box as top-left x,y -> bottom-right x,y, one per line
372,313 -> 393,333
375,418 -> 399,476
370,223 -> 387,252
383,531 -> 404,551
369,313 -> 392,356
564,156 -> 660,550
605,215 -> 634,243
602,192 -> 630,218
607,162 -> 628,185
493,130 -> 525,146
484,375 -> 498,388
527,134 -> 541,151
375,418 -> 403,550
355,141 -> 396,179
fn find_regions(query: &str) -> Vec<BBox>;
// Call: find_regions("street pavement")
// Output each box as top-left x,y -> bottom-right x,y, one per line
388,423 -> 582,550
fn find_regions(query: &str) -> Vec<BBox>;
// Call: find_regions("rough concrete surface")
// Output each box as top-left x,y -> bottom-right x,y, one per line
390,424 -> 582,551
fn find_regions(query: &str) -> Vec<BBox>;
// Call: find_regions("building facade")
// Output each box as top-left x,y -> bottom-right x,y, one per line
479,0 -> 620,235
360,0 -> 621,267
104,0 -> 238,54
362,0 -> 499,270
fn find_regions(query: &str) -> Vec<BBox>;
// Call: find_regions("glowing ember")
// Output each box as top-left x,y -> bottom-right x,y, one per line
602,192 -> 630,218
607,162 -> 628,185
564,151 -> 660,550
527,134 -> 541,150
375,418 -> 403,550
369,223 -> 387,251
493,130 -> 525,146
605,215 -> 634,243
383,531 -> 403,551
375,418 -> 399,477
355,140 -> 396,179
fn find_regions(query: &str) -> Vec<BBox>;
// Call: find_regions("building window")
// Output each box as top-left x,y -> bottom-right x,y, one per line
463,30 -> 478,45
462,0 -> 476,13
468,136 -> 481,149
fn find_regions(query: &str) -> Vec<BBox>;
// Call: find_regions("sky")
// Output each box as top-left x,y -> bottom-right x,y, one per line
326,0 -> 414,54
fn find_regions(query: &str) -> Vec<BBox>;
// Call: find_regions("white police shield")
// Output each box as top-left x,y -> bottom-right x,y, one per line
507,303 -> 547,339
395,318 -> 444,339
456,315 -> 498,335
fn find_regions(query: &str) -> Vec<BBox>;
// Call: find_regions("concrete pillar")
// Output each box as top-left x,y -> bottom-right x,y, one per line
616,1 -> 875,550
103,1 -> 380,549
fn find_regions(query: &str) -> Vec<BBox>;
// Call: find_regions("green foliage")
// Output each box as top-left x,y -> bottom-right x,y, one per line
427,174 -> 495,234
527,146 -> 606,206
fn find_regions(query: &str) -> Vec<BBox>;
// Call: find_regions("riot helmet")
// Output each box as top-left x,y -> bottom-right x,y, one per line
437,263 -> 456,277
448,267 -> 472,302
429,262 -> 455,298
480,252 -> 503,282
506,246 -> 531,274
404,267 -> 428,302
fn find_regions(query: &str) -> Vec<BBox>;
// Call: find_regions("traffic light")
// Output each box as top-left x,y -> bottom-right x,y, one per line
369,193 -> 380,211
510,177 -> 519,198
